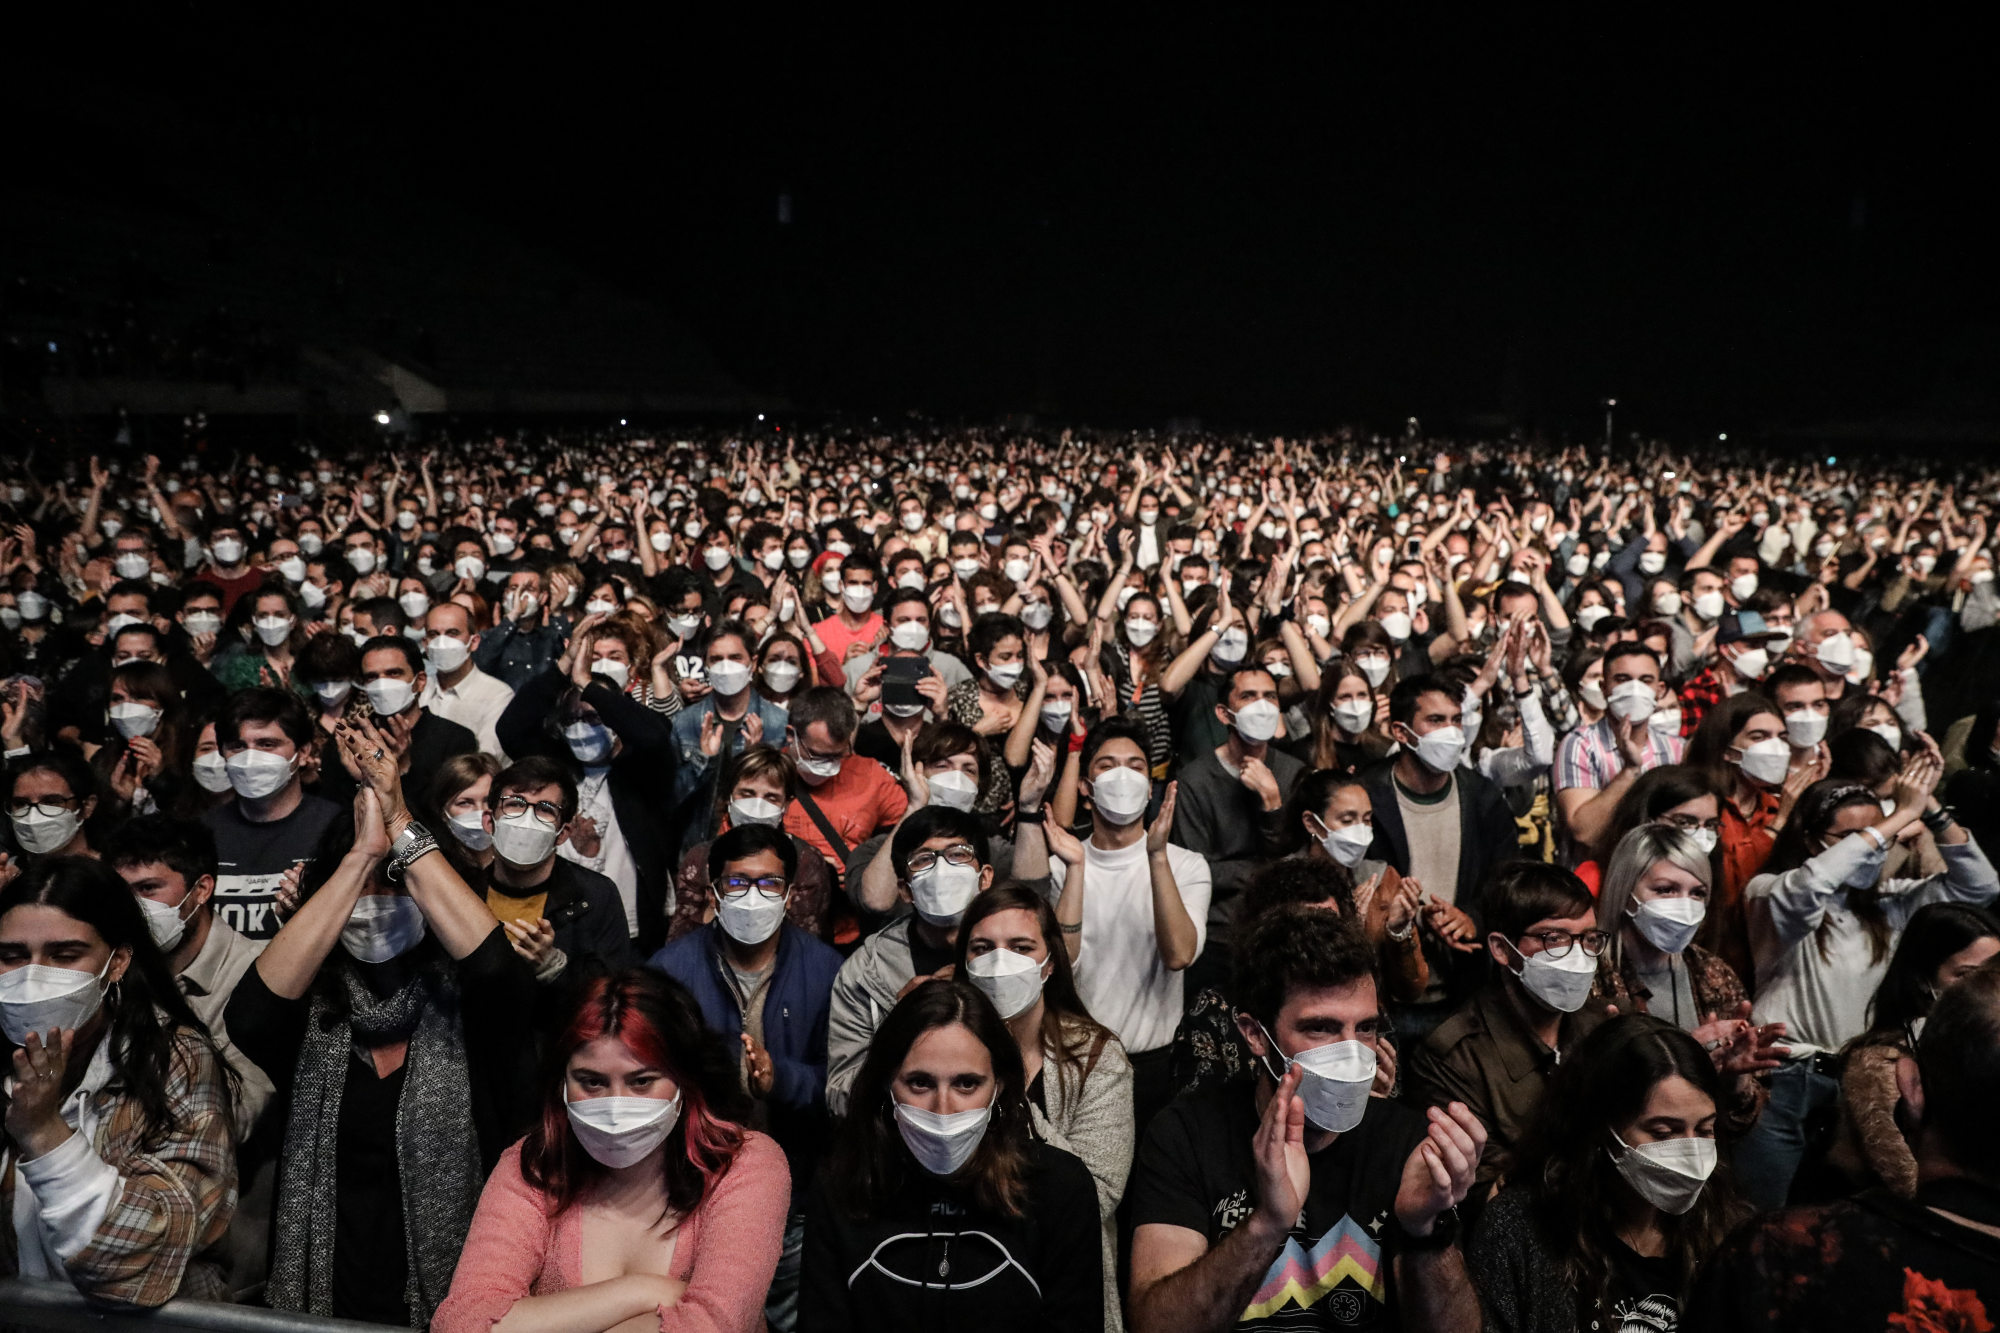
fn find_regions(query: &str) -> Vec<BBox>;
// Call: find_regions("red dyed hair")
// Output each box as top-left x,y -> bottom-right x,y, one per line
520,970 -> 750,1218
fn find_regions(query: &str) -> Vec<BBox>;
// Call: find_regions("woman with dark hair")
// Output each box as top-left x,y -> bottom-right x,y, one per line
1574,764 -> 1722,895
1827,725 -> 1946,881
211,584 -> 308,693
433,969 -> 790,1333
428,751 -> 504,878
1096,589 -> 1177,776
955,883 -> 1132,1330
1736,759 -> 1998,1208
0,855 -> 236,1304
1829,687 -> 1907,754
1682,691 -> 1794,982
800,979 -> 1102,1331
1830,902 -> 2000,1197
6,750 -> 101,866
225,726 -> 539,1325
1284,657 -> 1393,775
1293,768 -> 1427,999
1467,1015 -> 1746,1332
88,661 -> 192,820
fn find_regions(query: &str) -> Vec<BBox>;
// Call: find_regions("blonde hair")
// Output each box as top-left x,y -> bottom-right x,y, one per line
1598,824 -> 1712,970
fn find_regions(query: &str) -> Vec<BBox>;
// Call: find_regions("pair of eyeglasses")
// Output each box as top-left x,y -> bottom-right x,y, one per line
6,798 -> 78,818
1661,814 -> 1723,835
497,795 -> 565,828
1524,929 -> 1611,960
719,876 -> 789,900
907,844 -> 980,875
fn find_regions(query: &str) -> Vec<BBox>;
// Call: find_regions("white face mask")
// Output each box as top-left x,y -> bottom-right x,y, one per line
893,1098 -> 992,1175
1089,766 -> 1151,826
114,552 -> 151,580
717,885 -> 788,945
1039,700 -> 1072,733
1730,646 -> 1769,680
1868,722 -> 1903,751
1849,647 -> 1875,682
1685,825 -> 1719,856
492,811 -> 559,866
254,615 -> 294,647
212,538 -> 245,565
841,584 -> 875,614
399,591 -> 432,620
1314,817 -> 1374,868
137,888 -> 199,950
727,796 -> 784,828
455,555 -> 486,581
1511,938 -> 1598,1013
11,805 -> 82,855
0,957 -> 110,1045
425,636 -> 470,675
984,661 -> 1024,691
1692,590 -> 1726,621
1354,655 -> 1391,688
1628,895 -> 1705,955
925,770 -> 980,812
1638,552 -> 1668,575
1230,699 -> 1282,743
967,948 -> 1049,1020
1608,1130 -> 1716,1215
1332,699 -> 1374,735
566,1088 -> 683,1168
1730,573 -> 1759,601
664,613 -> 703,642
1734,736 -> 1791,786
1377,611 -> 1412,642
1124,618 -> 1160,647
910,860 -> 982,925
1257,1024 -> 1376,1133
794,745 -> 843,785
191,751 -> 232,793
889,621 -> 931,652
703,545 -> 734,572
1576,604 -> 1611,631
1577,680 -> 1608,711
1020,600 -> 1053,630
1404,723 -> 1466,773
363,677 -> 417,716
761,661 -> 802,694
447,810 -> 494,851
1815,631 -> 1856,673
226,749 -> 294,800
1785,710 -> 1828,748
1608,680 -> 1658,725
589,659 -> 631,692
108,701 -> 162,740
705,660 -> 752,697
341,894 -> 428,963
1653,590 -> 1683,617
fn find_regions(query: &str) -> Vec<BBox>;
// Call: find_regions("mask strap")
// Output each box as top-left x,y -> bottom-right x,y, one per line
1249,1017 -> 1290,1084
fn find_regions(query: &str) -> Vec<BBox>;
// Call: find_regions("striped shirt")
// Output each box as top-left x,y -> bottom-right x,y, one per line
1554,716 -> 1685,794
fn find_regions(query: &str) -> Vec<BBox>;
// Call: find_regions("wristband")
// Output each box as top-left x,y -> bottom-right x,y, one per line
1395,1205 -> 1460,1251
1016,809 -> 1045,825
1922,805 -> 1956,832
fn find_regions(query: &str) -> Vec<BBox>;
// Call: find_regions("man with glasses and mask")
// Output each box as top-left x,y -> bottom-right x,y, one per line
1406,861 -> 1607,1215
824,805 -> 990,1115
780,686 -> 906,880
476,756 -> 631,986
648,821 -> 842,1332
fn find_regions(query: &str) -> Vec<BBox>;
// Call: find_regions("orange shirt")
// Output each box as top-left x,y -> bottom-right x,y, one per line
782,753 -> 908,867
1708,788 -> 1781,989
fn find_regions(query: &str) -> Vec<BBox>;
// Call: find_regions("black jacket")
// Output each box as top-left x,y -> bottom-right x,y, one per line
496,669 -> 680,950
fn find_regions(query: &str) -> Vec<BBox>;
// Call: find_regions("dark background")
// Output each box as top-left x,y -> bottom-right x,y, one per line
6,13 -> 1993,438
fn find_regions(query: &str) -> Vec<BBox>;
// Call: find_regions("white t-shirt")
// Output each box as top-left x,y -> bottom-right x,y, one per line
559,767 -> 641,937
1053,837 -> 1211,1055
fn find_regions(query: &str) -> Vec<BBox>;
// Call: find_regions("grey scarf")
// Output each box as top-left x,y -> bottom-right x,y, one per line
268,959 -> 481,1327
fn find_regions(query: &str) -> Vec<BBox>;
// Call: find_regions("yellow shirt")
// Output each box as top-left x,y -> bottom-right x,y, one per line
486,888 -> 549,927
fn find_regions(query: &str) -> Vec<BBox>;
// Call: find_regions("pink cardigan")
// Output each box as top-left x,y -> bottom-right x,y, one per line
433,1131 -> 791,1333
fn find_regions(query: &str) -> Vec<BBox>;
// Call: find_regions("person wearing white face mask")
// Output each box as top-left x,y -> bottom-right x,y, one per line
497,637 -> 680,948
210,589 -> 302,694
0,855 -> 241,1305
825,807 -> 993,1115
1737,764 -> 1996,1208
1594,827 -> 1784,1141
1130,907 -> 1487,1332
1170,666 -> 1307,988
1556,645 -> 1686,861
1407,862 -> 1609,1204
766,687 -> 908,882
645,823 -> 842,1325
1467,1015 -> 1742,1332
1359,676 -> 1520,1026
668,623 -> 790,827
473,570 -> 572,693
6,756 -> 98,862
203,690 -> 352,942
805,978 -> 1105,1329
227,740 -> 539,1328
1031,718 -> 1207,1131
435,968 -> 792,1333
838,590 -> 974,697
418,602 -> 514,760
316,638 -> 478,817
1294,770 -> 1430,1003
105,814 -> 276,1139
954,883 -> 1133,1331
1767,663 -> 1832,754
1677,611 -> 1787,741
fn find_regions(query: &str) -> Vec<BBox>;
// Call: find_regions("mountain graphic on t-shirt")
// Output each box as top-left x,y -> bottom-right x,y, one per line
1241,1214 -> 1387,1319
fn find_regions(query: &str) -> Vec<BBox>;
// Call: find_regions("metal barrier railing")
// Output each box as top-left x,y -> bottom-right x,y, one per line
0,1280 -> 399,1333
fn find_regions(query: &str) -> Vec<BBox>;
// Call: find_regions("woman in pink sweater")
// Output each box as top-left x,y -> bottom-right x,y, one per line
435,970 -> 790,1333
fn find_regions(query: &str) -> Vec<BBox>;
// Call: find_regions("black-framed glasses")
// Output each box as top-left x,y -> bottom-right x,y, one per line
497,795 -> 565,828
1524,929 -> 1611,960
720,876 -> 789,901
1660,813 -> 1723,835
6,797 -> 78,818
907,844 -> 980,875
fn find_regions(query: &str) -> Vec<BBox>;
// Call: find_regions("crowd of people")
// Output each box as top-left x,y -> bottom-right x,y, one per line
0,425 -> 1997,1331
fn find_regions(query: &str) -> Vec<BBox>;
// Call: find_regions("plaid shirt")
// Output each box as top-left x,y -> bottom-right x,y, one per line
1678,666 -> 1729,738
1553,716 -> 1686,793
2,1031 -> 235,1307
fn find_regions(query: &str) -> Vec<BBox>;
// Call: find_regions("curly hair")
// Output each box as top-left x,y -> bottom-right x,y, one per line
1232,904 -> 1377,1032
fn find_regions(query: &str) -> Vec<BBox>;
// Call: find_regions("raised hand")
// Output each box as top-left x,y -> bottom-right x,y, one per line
1252,1063 -> 1312,1235
1144,781 -> 1178,856
1393,1102 -> 1486,1236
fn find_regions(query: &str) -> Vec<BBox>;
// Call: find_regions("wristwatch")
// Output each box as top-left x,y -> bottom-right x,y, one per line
386,822 -> 440,884
1396,1204 -> 1460,1251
